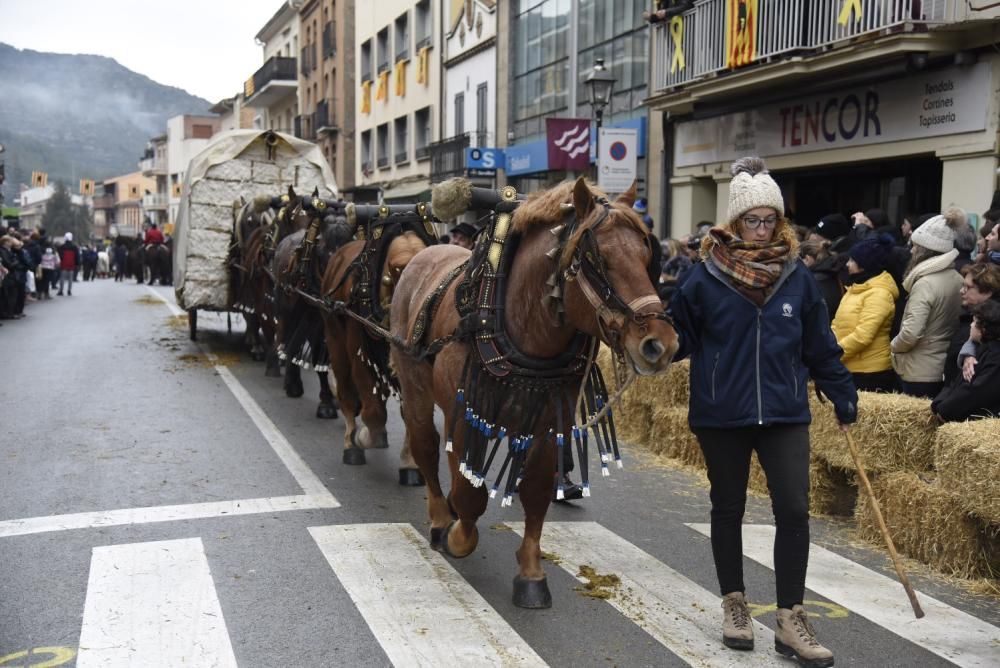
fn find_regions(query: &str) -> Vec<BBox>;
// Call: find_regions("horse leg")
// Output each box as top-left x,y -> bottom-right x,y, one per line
284,362 -> 304,398
511,441 -> 558,609
441,431 -> 488,558
325,318 -> 364,465
396,362 -> 449,547
397,401 -> 424,486
316,371 -> 339,419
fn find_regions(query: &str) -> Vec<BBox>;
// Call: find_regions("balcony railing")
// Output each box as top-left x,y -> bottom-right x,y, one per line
428,134 -> 470,181
395,149 -> 409,164
322,22 -> 337,59
377,155 -> 390,169
142,193 -> 168,209
247,56 -> 297,98
92,194 -> 115,210
139,157 -> 166,174
294,114 -> 314,141
314,99 -> 338,135
653,0 -> 969,94
300,45 -> 317,75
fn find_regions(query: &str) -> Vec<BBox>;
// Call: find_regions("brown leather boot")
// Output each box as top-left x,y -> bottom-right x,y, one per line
775,605 -> 834,667
721,591 -> 754,650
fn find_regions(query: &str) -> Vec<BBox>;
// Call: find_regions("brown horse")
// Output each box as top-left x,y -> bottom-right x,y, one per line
272,203 -> 353,419
320,209 -> 432,484
389,178 -> 678,607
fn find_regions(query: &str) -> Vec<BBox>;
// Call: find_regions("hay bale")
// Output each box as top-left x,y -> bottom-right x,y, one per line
648,406 -> 705,468
934,419 -> 1000,524
748,455 -> 857,517
856,472 -> 1000,580
810,390 -> 936,473
596,346 -> 690,409
615,399 -> 653,446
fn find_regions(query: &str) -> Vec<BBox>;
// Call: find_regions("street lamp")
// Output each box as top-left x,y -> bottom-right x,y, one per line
585,58 -> 617,180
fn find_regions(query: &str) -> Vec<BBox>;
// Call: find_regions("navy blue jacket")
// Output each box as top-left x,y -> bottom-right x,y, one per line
669,257 -> 858,429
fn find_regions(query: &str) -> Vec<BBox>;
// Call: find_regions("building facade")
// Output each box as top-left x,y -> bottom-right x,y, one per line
429,0 -> 497,189
498,0 -> 651,196
647,1 -> 1000,238
93,171 -> 156,238
211,95 -> 256,133
246,3 -> 300,135
355,0 -> 440,202
139,135 -> 168,230
165,115 -> 221,226
297,0 -> 356,194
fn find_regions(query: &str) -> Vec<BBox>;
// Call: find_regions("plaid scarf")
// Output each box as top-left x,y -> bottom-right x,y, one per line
706,227 -> 791,302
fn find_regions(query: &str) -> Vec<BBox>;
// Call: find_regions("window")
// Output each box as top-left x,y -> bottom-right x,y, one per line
415,106 -> 432,160
322,21 -> 336,58
415,0 -> 432,48
574,0 -> 648,123
454,93 -> 464,136
377,27 -> 390,72
394,116 -> 409,164
361,39 -> 372,81
361,130 -> 372,172
476,83 -> 488,146
191,124 -> 213,139
513,0 -> 571,141
377,123 -> 390,169
395,11 -> 409,61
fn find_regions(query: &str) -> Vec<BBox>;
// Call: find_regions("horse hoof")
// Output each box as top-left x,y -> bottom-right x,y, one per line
512,576 -> 552,609
342,447 -> 366,465
285,385 -> 304,398
265,365 -> 282,378
441,521 -> 477,559
251,350 -> 266,362
316,403 -> 338,420
398,468 -> 424,486
430,527 -> 445,551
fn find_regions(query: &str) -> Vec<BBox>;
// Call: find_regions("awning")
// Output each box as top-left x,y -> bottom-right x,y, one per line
380,179 -> 431,203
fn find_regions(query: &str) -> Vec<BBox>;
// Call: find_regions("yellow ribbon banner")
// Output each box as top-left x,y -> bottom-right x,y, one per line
416,46 -> 431,85
361,80 -> 372,114
375,70 -> 389,102
670,16 -> 685,73
395,59 -> 407,97
838,0 -> 862,25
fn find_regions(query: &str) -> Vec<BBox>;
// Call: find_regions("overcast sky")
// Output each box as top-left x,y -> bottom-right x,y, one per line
0,0 -> 284,102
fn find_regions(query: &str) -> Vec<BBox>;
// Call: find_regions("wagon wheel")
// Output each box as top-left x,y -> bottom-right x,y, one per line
188,308 -> 198,341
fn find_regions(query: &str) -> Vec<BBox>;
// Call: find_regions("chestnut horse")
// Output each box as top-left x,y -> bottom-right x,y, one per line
320,207 -> 433,485
390,178 -> 678,607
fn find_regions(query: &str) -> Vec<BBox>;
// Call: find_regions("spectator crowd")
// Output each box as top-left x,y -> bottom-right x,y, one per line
656,191 -> 1000,423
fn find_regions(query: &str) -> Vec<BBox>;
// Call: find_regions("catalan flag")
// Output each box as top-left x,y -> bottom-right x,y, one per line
725,0 -> 758,69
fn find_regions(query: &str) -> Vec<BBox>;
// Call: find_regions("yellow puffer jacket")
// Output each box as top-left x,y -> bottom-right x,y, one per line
831,271 -> 899,373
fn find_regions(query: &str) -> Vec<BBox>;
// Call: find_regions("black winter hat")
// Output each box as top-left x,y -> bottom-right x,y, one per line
814,213 -> 850,241
865,208 -> 888,228
449,222 -> 477,238
849,233 -> 894,272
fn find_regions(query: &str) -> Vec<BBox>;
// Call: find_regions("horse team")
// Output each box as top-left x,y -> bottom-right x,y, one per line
227,178 -> 677,608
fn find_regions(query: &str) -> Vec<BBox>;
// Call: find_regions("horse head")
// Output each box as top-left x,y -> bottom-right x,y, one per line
561,178 -> 678,376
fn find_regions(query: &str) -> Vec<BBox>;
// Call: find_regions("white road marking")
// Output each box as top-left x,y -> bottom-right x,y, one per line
309,523 -> 547,667
687,524 -> 1000,667
145,284 -> 184,316
0,495 -> 337,539
508,521 -> 782,667
0,286 -> 339,540
77,537 -> 237,668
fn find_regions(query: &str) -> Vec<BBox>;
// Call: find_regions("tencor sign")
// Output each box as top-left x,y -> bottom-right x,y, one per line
675,63 -> 991,168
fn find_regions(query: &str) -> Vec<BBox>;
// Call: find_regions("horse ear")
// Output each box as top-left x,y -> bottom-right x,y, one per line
616,181 -> 638,208
287,185 -> 296,199
311,186 -> 320,197
572,177 -> 593,221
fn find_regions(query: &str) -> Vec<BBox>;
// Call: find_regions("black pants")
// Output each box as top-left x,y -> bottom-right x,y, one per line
852,369 -> 898,393
693,424 -> 811,609
900,380 -> 943,399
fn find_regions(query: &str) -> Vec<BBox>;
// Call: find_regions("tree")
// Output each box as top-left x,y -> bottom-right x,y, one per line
42,181 -> 92,241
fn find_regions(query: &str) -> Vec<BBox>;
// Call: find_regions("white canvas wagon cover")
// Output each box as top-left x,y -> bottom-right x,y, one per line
173,129 -> 338,311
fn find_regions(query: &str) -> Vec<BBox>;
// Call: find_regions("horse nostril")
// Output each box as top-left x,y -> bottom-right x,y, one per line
640,336 -> 666,363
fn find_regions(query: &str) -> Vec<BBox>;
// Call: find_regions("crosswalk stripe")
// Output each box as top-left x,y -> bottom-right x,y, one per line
77,537 -> 237,667
687,523 -> 1000,667
309,523 -> 547,667
507,521 -> 784,667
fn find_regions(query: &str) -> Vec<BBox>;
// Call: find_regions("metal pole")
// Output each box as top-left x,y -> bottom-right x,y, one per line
594,107 -> 603,182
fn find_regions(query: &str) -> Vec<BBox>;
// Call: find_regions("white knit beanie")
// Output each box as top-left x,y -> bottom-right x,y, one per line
911,208 -> 965,254
726,157 -> 785,224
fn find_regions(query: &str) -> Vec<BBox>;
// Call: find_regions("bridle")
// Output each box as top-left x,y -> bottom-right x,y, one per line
555,196 -> 671,352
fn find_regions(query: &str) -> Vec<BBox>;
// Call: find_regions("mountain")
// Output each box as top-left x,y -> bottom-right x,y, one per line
0,43 -> 212,201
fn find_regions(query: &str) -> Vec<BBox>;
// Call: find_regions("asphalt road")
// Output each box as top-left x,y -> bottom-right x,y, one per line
1,278 -> 997,667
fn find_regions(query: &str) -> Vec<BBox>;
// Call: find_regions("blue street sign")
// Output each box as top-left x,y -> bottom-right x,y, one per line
465,147 -> 505,172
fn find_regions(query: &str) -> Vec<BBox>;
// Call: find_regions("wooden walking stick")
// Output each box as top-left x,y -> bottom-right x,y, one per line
844,430 -> 925,619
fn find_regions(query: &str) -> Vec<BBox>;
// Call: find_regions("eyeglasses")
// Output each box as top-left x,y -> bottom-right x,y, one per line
741,215 -> 779,229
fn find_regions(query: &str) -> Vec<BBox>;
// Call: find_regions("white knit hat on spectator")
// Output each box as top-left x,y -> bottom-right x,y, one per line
910,208 -> 965,253
726,157 -> 785,224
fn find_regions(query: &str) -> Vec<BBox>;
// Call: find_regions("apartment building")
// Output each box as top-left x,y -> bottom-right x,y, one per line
139,135 -> 168,230
166,115 -> 221,226
297,0 -> 356,193
246,3 -> 300,135
430,0 -> 497,188
355,0 -> 439,202
93,171 -> 156,238
647,1 -> 1000,238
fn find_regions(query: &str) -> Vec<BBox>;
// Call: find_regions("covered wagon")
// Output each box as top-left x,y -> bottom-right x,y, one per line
172,129 -> 338,339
